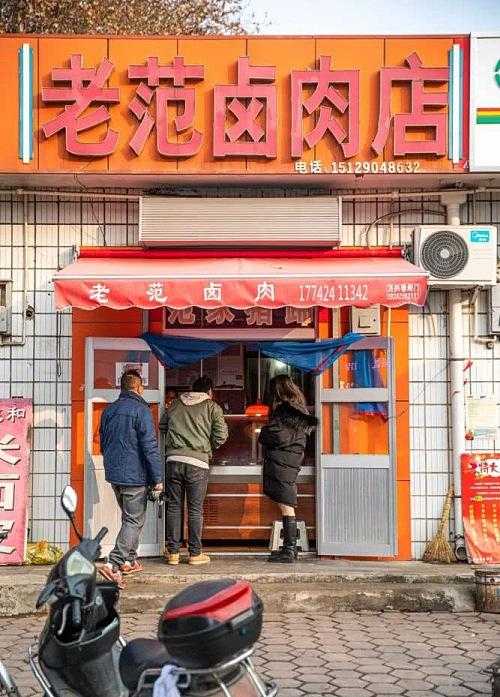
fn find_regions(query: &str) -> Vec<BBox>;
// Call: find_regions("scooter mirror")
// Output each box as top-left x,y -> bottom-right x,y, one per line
61,485 -> 78,517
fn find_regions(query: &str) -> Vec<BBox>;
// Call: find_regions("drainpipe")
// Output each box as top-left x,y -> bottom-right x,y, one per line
440,192 -> 468,560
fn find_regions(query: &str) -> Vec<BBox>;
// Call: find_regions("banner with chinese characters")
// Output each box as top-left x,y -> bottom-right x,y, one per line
53,254 -> 428,310
461,453 -> 500,564
0,399 -> 32,566
165,307 -> 314,329
1,36 -> 467,175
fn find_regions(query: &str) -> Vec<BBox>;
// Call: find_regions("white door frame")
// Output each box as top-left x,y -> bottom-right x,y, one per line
315,336 -> 397,557
84,337 -> 165,557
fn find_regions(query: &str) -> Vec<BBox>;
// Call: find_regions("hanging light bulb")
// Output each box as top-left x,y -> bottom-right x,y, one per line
245,348 -> 269,418
245,400 -> 269,418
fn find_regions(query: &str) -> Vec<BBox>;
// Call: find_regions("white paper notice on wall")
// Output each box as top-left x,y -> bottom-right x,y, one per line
466,395 -> 499,439
115,362 -> 149,387
470,35 -> 500,172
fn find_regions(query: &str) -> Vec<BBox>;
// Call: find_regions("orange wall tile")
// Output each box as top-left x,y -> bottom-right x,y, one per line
177,37 -> 247,174
246,37 -> 316,174
396,479 -> 412,560
70,307 -> 143,539
383,38 -> 455,172
315,38 -> 385,165
108,38 -> 178,173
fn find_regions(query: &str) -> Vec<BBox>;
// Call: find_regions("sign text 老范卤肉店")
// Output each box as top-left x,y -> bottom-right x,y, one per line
40,54 -> 449,161
6,38 -> 466,173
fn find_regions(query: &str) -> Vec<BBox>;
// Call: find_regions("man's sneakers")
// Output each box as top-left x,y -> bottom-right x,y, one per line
120,560 -> 144,575
188,552 -> 210,566
163,550 -> 210,565
98,562 -> 124,589
164,550 -> 180,565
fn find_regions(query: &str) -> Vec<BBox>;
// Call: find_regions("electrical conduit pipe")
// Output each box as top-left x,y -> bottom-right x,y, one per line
440,192 -> 467,561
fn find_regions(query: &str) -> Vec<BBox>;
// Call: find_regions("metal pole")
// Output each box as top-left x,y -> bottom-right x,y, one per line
2,186 -> 500,204
257,349 -> 261,401
441,193 -> 468,560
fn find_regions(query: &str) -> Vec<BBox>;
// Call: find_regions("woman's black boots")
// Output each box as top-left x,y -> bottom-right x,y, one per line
268,516 -> 297,563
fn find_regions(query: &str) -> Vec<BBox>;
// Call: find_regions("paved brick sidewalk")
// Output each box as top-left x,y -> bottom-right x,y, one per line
0,611 -> 498,696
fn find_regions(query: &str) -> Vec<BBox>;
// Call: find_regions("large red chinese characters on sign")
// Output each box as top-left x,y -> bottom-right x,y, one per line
128,56 -> 204,157
372,52 -> 448,156
0,399 -> 32,566
214,57 -> 277,158
41,54 -> 120,156
41,52 -> 450,161
291,56 -> 359,159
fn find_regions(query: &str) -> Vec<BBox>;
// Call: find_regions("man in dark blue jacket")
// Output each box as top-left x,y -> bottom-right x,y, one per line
99,370 -> 163,586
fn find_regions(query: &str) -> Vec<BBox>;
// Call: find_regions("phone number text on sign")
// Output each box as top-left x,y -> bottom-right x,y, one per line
299,284 -> 369,303
294,160 -> 422,174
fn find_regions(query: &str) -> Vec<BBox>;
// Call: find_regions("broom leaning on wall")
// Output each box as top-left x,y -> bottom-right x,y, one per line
422,486 -> 456,564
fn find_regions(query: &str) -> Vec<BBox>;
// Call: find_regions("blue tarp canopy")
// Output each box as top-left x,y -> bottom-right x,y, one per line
142,332 -> 362,374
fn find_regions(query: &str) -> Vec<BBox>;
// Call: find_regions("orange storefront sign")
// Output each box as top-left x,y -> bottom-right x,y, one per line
1,35 -> 468,176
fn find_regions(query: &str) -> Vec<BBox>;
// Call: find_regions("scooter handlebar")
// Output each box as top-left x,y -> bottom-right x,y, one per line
71,598 -> 82,629
95,527 -> 108,544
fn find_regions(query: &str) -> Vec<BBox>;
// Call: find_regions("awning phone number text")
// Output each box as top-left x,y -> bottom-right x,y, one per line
299,284 -> 369,303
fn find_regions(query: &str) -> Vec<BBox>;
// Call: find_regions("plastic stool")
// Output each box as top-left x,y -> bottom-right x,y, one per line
269,520 -> 309,552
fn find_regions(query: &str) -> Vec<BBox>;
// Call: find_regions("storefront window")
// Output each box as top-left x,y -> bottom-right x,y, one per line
164,344 -> 316,467
321,402 -> 389,455
334,349 -> 388,391
322,348 -> 390,456
93,349 -> 160,390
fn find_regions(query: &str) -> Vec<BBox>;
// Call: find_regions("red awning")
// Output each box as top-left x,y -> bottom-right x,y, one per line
53,253 -> 428,310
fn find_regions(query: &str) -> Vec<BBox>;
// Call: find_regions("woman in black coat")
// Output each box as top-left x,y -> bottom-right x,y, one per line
259,374 -> 317,563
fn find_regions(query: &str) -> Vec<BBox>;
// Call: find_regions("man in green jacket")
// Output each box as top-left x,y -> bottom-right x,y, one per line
160,376 -> 228,565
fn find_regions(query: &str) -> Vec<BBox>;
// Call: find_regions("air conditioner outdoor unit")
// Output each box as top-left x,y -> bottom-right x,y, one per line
413,225 -> 498,287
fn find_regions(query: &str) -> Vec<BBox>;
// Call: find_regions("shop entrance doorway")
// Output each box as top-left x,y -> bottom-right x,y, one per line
84,337 -> 165,557
163,344 -> 316,549
82,333 -> 397,557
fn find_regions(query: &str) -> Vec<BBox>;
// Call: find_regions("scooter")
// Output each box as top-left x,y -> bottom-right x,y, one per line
0,486 -> 277,697
488,658 -> 500,697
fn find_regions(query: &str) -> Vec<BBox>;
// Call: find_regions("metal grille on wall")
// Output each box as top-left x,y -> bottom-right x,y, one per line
0,191 -> 139,547
409,193 -> 500,559
0,187 -> 499,558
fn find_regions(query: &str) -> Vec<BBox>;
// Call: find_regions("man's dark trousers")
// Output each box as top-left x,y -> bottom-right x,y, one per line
166,460 -> 209,556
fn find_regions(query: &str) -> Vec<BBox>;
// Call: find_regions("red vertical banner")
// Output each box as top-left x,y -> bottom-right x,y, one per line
461,453 -> 500,564
0,399 -> 32,565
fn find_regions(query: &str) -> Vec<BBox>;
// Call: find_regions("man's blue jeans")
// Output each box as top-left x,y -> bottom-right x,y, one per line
109,485 -> 147,569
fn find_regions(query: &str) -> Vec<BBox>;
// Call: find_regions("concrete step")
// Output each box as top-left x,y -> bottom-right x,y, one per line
0,559 -> 477,617
119,579 -> 475,615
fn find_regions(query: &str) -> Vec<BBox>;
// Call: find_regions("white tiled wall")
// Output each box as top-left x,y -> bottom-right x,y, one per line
1,188 -> 499,557
409,194 -> 500,558
0,192 -> 138,548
